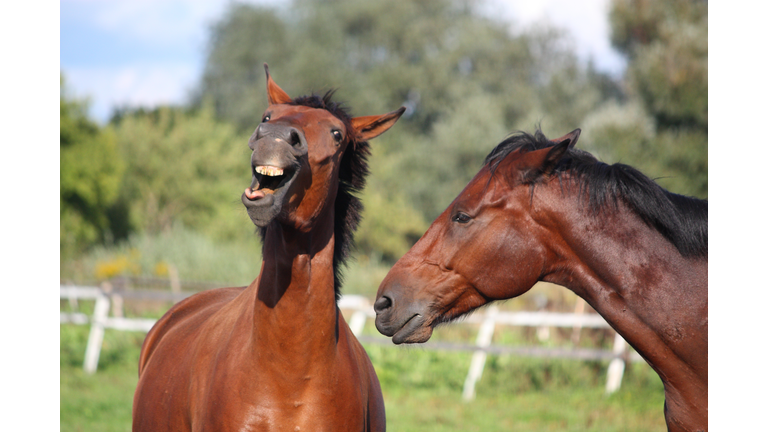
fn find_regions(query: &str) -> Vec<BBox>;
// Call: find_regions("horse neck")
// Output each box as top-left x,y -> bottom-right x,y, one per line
539,190 -> 707,378
249,211 -> 340,367
541,195 -> 705,305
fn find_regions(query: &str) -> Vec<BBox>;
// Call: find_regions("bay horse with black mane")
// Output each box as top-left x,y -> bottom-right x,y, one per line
133,65 -> 404,431
374,129 -> 707,432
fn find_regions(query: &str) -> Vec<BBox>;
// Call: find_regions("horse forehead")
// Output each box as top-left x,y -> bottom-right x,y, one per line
461,166 -> 505,203
273,104 -> 343,128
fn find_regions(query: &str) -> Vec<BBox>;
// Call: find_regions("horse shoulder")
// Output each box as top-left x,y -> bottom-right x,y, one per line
138,286 -> 246,375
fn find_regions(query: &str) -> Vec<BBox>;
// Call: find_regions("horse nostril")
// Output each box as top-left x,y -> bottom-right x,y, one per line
373,296 -> 392,314
289,130 -> 301,147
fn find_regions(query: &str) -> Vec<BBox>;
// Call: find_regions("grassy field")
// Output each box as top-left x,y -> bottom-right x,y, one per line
60,320 -> 666,431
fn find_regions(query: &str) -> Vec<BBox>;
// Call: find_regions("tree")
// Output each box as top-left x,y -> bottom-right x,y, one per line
60,74 -> 124,255
611,0 -> 707,129
194,4 -> 291,132
586,0 -> 708,198
108,105 -> 252,242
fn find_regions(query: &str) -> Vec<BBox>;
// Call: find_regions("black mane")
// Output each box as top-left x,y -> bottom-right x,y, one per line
259,90 -> 369,300
486,130 -> 708,258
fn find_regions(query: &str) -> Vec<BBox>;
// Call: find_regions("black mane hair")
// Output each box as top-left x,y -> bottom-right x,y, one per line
259,90 -> 369,300
485,129 -> 708,258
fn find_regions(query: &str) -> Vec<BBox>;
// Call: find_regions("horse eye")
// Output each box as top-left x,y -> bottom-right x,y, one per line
453,212 -> 471,224
332,129 -> 342,142
261,114 -> 271,123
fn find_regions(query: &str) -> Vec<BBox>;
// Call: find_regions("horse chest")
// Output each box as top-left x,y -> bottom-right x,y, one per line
194,378 -> 366,432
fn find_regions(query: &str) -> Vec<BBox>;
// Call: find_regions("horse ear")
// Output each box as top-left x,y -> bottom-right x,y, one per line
519,134 -> 574,183
536,128 -> 580,176
550,128 -> 581,149
264,64 -> 292,105
350,107 -> 406,141
541,139 -> 571,174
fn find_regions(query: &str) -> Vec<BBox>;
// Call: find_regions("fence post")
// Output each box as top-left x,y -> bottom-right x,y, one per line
570,298 -> 586,345
348,311 -> 367,337
462,305 -> 498,401
102,280 -> 124,318
605,332 -> 628,393
83,292 -> 110,374
169,264 -> 181,294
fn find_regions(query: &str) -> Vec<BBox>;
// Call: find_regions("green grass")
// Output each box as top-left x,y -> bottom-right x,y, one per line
61,326 -> 143,432
362,325 -> 666,431
382,386 -> 664,432
61,322 -> 666,431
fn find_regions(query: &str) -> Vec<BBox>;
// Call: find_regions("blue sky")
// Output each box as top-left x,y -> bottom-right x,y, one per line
60,0 -> 626,124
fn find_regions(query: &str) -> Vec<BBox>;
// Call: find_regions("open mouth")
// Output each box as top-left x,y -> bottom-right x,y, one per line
244,165 -> 293,200
242,161 -> 300,227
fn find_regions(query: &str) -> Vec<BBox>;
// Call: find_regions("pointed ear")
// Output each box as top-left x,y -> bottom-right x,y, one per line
264,63 -> 292,105
350,107 -> 406,141
520,139 -> 571,184
550,128 -> 581,149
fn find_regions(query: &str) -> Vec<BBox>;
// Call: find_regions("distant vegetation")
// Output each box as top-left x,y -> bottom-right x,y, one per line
61,0 -> 707,286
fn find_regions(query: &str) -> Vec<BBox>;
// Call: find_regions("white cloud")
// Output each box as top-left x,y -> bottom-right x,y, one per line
484,0 -> 626,75
65,62 -> 198,121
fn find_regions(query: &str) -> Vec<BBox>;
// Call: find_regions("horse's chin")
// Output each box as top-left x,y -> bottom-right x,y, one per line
243,193 -> 279,227
391,314 -> 434,344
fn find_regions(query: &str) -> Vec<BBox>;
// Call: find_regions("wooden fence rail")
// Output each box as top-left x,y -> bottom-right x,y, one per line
60,284 -> 641,400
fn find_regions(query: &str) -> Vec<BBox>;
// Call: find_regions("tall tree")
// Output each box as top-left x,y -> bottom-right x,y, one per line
109,105 -> 251,242
583,0 -> 708,198
194,4 -> 291,132
610,0 -> 707,129
60,74 -> 124,255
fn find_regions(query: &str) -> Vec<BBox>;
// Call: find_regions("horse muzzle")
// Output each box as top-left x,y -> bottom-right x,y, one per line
374,283 -> 434,344
242,123 -> 307,227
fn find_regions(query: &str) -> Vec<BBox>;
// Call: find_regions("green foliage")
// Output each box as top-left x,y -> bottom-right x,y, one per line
195,4 -> 290,131
61,223 -> 262,286
61,75 -> 125,255
629,32 -> 707,129
355,186 -> 429,262
109,105 -> 253,241
60,325 -> 141,432
585,0 -> 709,198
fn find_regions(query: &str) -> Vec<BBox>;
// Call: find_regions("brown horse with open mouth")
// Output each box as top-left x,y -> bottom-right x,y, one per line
374,129 -> 707,432
132,65 -> 404,432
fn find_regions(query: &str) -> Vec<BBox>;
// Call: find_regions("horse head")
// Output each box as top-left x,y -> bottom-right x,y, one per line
242,64 -> 405,232
373,129 -> 580,344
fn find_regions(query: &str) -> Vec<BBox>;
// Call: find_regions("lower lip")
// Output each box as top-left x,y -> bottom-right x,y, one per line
244,188 -> 265,200
392,314 -> 424,344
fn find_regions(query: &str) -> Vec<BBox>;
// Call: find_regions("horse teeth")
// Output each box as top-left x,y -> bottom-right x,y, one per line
255,166 -> 284,176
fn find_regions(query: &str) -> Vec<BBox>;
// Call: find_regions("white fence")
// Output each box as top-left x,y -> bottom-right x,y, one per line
60,284 -> 641,400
